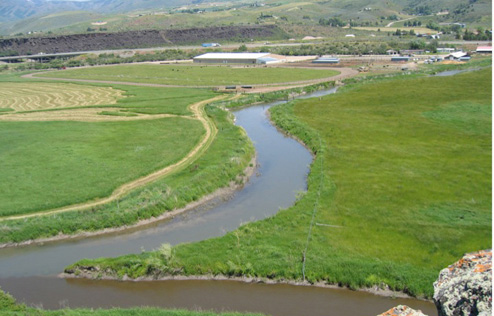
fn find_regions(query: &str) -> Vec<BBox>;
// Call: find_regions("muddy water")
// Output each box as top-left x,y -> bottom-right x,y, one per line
0,88 -> 437,316
1,277 -> 437,316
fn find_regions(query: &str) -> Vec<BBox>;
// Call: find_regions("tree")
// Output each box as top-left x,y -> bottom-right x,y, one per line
237,44 -> 248,52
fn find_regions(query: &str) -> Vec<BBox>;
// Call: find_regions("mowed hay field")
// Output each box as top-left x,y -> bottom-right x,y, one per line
71,68 -> 492,298
0,81 -> 217,217
0,82 -> 124,112
38,64 -> 340,86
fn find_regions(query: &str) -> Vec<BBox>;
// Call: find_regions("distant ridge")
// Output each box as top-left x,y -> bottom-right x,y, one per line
0,25 -> 287,55
0,0 -> 192,23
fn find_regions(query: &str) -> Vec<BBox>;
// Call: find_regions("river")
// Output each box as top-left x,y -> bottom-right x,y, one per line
0,88 -> 437,316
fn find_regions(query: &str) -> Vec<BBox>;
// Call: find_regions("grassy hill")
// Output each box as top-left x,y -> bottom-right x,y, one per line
1,0 -> 490,36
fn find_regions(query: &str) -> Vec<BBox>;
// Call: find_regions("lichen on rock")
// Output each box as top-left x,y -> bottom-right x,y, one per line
433,249 -> 492,316
377,305 -> 428,316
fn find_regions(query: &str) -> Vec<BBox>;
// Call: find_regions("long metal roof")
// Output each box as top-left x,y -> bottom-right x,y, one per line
194,52 -> 270,59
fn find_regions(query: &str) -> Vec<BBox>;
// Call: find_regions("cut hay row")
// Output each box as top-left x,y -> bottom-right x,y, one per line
0,108 -> 191,122
0,83 -> 124,112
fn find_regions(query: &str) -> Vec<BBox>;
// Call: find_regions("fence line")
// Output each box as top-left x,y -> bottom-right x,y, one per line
302,137 -> 324,282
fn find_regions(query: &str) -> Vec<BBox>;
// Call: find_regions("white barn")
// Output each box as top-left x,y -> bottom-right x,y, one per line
193,52 -> 284,64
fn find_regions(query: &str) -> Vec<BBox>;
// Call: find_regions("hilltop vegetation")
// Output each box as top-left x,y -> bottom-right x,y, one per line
67,67 -> 492,298
1,0 -> 490,36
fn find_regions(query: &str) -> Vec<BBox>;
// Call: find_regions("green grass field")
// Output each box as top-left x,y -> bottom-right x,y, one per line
68,68 -> 491,298
0,118 -> 204,217
0,104 -> 254,243
38,65 -> 340,86
0,80 -> 217,217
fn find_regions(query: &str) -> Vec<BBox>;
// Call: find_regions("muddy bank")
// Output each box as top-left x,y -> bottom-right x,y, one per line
0,25 -> 286,55
61,271 -> 430,301
0,155 -> 257,249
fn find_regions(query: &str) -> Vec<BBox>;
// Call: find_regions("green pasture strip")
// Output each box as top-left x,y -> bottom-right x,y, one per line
0,289 -> 265,316
0,105 -> 254,243
67,68 -> 491,298
211,81 -> 335,109
0,117 -> 204,217
109,85 -> 214,116
37,64 -> 339,86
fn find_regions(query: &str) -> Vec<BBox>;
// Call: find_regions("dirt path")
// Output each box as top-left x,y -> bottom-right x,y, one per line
22,68 -> 354,89
4,67 -> 356,221
0,94 -> 226,222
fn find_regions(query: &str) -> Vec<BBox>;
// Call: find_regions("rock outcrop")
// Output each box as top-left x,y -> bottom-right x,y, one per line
378,305 -> 428,316
433,249 -> 492,316
377,250 -> 492,316
0,25 -> 286,55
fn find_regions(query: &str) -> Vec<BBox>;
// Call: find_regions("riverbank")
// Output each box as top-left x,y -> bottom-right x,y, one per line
60,271 -> 427,301
63,66 -> 491,299
0,154 -> 257,249
0,103 -> 255,247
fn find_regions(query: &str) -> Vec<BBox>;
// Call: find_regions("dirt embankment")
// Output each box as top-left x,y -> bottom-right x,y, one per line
0,25 -> 286,55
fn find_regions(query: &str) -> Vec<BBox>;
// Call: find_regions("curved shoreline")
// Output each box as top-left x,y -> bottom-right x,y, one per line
60,271 -> 431,302
58,86 -> 431,304
0,154 -> 257,249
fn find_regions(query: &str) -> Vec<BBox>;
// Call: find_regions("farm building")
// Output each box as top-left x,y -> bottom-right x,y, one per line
202,43 -> 221,47
312,57 -> 340,64
193,52 -> 285,64
400,49 -> 425,56
444,52 -> 470,61
476,46 -> 492,54
391,56 -> 410,62
437,48 -> 456,53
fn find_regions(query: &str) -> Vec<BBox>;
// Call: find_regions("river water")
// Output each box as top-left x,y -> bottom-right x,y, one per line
0,88 -> 437,316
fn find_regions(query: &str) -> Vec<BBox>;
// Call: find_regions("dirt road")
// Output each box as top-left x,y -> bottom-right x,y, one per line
0,94 -> 226,222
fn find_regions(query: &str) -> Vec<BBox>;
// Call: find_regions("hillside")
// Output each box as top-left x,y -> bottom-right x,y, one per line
0,0 -> 490,37
0,25 -> 287,55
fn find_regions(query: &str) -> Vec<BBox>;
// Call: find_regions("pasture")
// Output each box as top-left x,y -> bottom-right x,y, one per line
38,65 -> 340,86
0,81 -> 218,217
0,117 -> 204,217
0,82 -> 123,112
70,68 -> 492,298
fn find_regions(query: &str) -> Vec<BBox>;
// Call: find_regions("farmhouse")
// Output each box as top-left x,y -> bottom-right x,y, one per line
193,52 -> 285,64
476,46 -> 492,54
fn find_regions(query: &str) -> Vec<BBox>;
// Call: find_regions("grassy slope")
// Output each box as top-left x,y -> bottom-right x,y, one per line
68,68 -> 491,298
0,288 -> 265,316
38,65 -> 340,86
